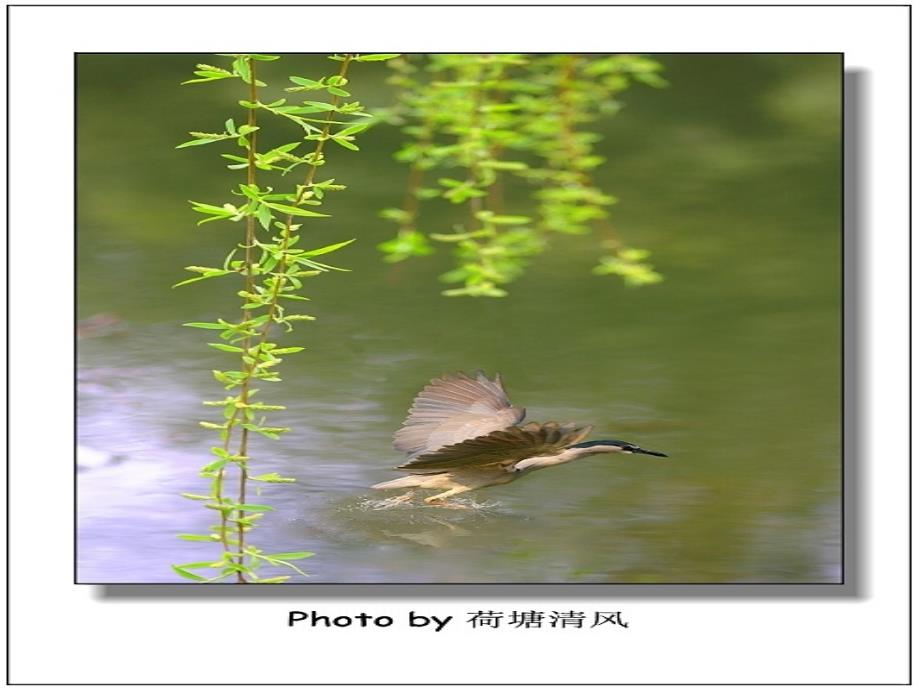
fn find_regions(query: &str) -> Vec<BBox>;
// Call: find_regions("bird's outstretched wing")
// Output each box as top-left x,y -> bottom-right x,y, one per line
394,371 -> 526,457
397,421 -> 593,473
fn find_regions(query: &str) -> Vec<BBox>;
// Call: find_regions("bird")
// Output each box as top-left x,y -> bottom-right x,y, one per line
372,371 -> 667,507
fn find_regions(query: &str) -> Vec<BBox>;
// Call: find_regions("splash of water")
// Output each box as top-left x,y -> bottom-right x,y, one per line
354,495 -> 503,512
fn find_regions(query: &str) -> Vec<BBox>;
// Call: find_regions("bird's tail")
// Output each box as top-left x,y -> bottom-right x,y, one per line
371,475 -> 423,490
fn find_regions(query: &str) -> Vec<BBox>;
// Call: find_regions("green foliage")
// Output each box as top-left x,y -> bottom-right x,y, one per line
593,248 -> 664,286
173,53 -> 384,583
378,53 -> 666,296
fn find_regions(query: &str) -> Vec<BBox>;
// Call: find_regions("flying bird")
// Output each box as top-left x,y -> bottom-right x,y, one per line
372,371 -> 667,506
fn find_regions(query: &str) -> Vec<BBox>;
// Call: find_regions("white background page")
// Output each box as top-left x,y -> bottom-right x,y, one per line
6,3 -> 910,684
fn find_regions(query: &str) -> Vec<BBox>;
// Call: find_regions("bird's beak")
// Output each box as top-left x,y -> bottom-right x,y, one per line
635,447 -> 668,457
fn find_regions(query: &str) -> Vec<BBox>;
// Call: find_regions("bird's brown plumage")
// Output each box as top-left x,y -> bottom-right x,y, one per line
393,371 -> 526,457
397,421 -> 593,473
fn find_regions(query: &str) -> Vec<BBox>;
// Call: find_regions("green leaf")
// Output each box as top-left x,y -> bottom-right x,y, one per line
337,123 -> 370,137
442,285 -> 508,297
379,207 -> 410,223
430,230 -> 490,242
289,76 -> 321,88
172,274 -> 218,288
300,100 -> 338,112
489,214 -> 531,225
189,201 -> 236,217
295,257 -> 350,272
236,504 -> 275,512
302,238 -> 355,256
237,183 -> 261,201
256,203 -> 273,230
184,265 -> 224,274
619,248 -> 651,262
207,343 -> 244,353
176,137 -> 226,149
251,472 -> 297,483
355,53 -> 401,62
244,403 -> 287,411
263,202 -> 329,218
256,555 -> 310,577
201,457 -> 228,473
171,565 -> 208,581
172,267 -> 232,288
182,75 -> 234,85
178,560 -> 220,568
330,136 -> 359,151
233,56 -> 252,83
198,421 -> 227,430
377,230 -> 434,262
267,551 -> 314,560
479,160 -> 528,171
182,322 -> 227,330
178,534 -> 219,542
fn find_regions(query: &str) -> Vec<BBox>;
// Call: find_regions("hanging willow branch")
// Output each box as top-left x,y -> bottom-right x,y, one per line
172,52 -> 399,583
379,53 -> 667,296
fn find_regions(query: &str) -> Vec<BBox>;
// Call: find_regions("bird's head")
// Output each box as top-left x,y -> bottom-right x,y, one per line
569,439 -> 668,457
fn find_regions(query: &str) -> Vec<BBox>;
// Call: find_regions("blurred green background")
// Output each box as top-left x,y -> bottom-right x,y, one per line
77,54 -> 841,583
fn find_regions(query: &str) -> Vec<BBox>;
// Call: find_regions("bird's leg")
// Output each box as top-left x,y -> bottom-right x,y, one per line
424,488 -> 472,510
424,488 -> 463,503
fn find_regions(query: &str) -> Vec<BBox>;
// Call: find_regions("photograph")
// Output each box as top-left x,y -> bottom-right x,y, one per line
76,52 -> 842,585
